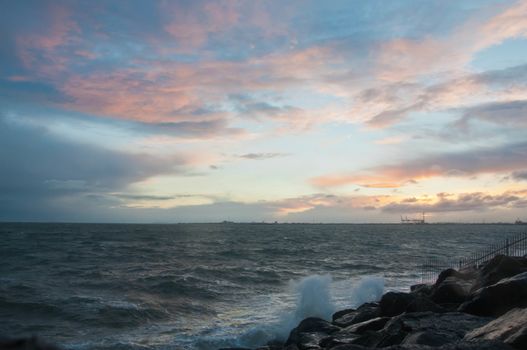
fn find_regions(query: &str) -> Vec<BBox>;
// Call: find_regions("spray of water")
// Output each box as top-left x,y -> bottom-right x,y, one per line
350,276 -> 385,307
224,274 -> 385,349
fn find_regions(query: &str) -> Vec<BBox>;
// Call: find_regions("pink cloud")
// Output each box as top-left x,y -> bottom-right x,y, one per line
311,141 -> 527,188
376,1 -> 527,82
162,1 -> 241,51
15,2 -> 79,74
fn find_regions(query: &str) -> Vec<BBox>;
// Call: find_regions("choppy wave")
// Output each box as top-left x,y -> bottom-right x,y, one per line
0,222 -> 521,349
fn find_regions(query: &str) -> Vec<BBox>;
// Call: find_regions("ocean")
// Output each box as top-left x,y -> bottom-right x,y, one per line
0,223 -> 524,349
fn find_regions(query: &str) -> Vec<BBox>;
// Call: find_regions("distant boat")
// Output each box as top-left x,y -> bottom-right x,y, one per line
401,212 -> 427,224
515,218 -> 527,225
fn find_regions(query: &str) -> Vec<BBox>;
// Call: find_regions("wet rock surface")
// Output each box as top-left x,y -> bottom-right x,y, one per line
464,307 -> 527,349
253,255 -> 527,350
6,256 -> 527,350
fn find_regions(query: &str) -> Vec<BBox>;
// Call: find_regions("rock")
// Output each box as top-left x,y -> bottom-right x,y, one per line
329,345 -> 370,350
292,332 -> 326,349
430,278 -> 469,305
403,330 -> 452,346
379,292 -> 415,317
410,284 -> 428,292
459,272 -> 527,317
332,303 -> 380,327
293,317 -> 340,334
406,296 -> 445,313
320,317 -> 391,348
434,341 -> 515,350
332,308 -> 355,321
0,337 -> 61,350
330,340 -> 514,349
285,317 -> 340,349
282,345 -> 299,350
471,255 -> 527,292
428,268 -> 475,306
319,333 -> 361,349
344,316 -> 391,334
410,284 -> 433,297
435,269 -> 467,286
464,307 -> 527,349
352,312 -> 491,348
255,340 -> 284,350
329,345 -> 369,350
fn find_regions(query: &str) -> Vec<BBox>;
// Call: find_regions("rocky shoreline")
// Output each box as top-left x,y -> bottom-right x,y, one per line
2,254 -> 526,350
222,254 -> 527,350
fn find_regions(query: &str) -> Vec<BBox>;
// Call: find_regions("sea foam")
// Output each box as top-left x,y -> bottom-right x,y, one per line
234,274 -> 385,348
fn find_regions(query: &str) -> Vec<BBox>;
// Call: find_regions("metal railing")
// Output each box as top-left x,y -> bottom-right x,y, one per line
421,232 -> 527,283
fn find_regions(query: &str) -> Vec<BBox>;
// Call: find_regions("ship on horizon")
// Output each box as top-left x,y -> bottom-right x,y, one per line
515,218 -> 527,225
401,212 -> 427,224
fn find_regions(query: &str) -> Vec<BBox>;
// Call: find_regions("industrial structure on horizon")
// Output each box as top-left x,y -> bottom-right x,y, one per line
401,212 -> 426,224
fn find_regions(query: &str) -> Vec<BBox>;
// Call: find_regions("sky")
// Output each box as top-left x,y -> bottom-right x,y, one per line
1,0 -> 527,223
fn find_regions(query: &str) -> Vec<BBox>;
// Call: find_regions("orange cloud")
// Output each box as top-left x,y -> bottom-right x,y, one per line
311,141 -> 527,188
382,189 -> 527,213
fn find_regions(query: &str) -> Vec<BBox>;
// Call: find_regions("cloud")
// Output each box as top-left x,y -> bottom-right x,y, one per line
454,99 -> 527,130
0,115 -> 190,219
4,0 -> 527,133
512,170 -> 527,181
237,153 -> 288,160
264,193 -> 392,217
375,0 -> 527,82
161,1 -> 241,51
7,110 -> 247,146
311,141 -> 527,188
363,63 -> 527,128
110,194 -> 183,201
382,190 -> 527,213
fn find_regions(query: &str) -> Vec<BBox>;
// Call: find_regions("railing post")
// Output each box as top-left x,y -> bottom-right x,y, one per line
506,238 -> 510,256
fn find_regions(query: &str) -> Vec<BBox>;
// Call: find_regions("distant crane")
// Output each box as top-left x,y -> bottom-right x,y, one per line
401,212 -> 426,224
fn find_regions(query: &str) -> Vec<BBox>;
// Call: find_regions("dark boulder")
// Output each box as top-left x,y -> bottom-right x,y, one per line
332,303 -> 380,327
344,316 -> 391,334
353,312 -> 491,348
464,307 -> 527,350
430,278 -> 469,305
435,269 -> 467,286
342,340 -> 515,349
410,284 -> 428,292
433,341 -> 515,350
319,332 -> 361,349
0,338 -> 60,350
285,317 -> 340,349
293,317 -> 340,334
410,284 -> 433,297
332,308 -> 355,322
255,340 -> 284,350
329,345 -> 369,350
379,292 -> 415,317
459,272 -> 527,317
282,345 -> 299,350
320,317 -> 391,348
471,255 -> 527,292
406,296 -> 445,313
402,330 -> 451,346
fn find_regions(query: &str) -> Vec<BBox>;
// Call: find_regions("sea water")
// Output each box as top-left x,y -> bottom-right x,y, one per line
0,223 -> 523,349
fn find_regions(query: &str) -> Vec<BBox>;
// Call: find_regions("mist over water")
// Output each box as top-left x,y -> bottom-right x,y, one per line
0,223 -> 523,349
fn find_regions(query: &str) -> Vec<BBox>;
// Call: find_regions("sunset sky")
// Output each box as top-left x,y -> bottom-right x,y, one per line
1,0 -> 527,223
